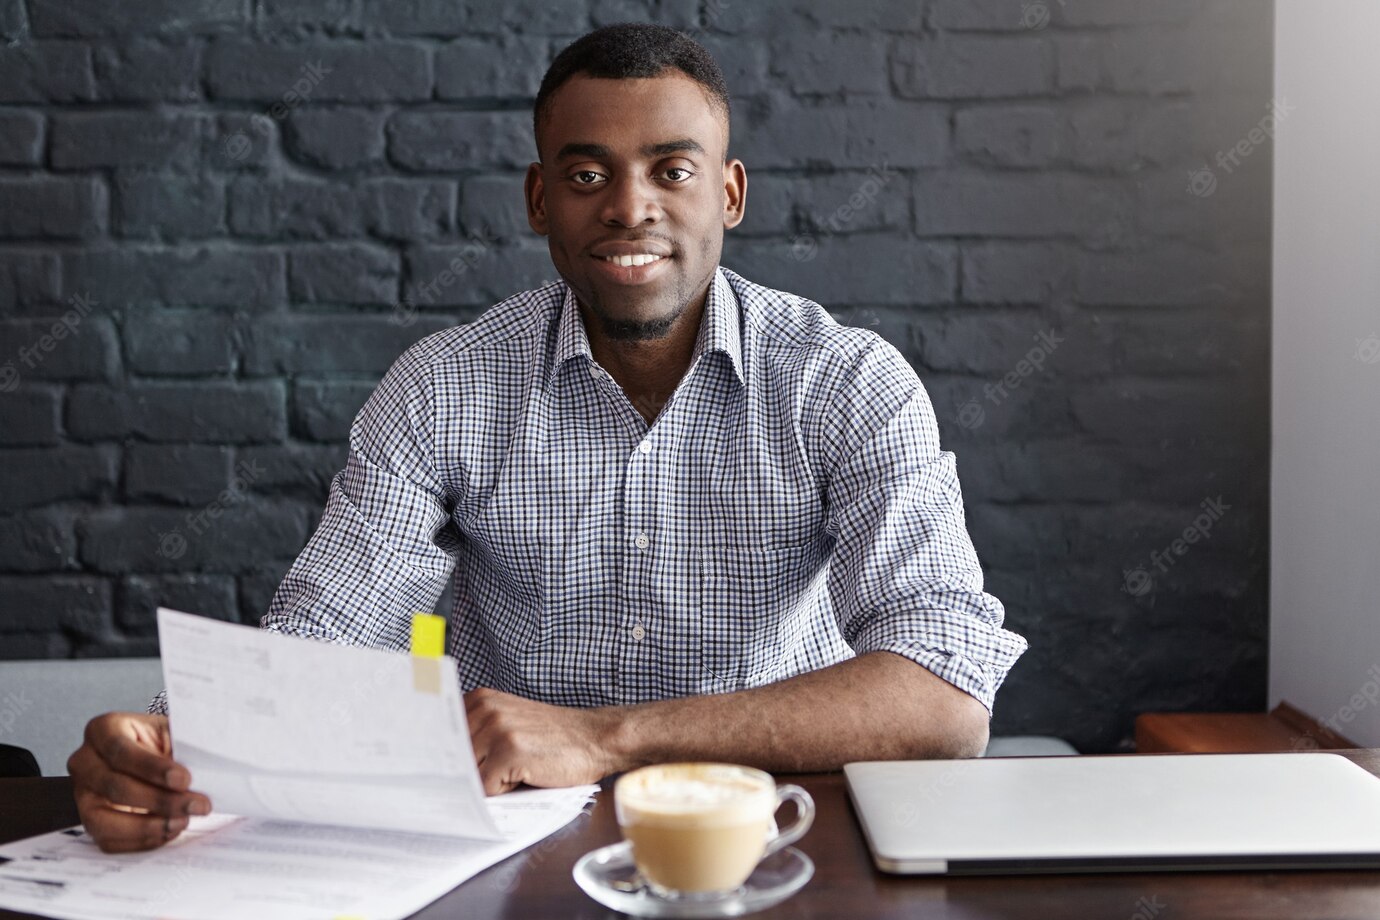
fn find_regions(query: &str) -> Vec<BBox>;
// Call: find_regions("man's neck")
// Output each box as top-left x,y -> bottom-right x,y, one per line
580,284 -> 710,426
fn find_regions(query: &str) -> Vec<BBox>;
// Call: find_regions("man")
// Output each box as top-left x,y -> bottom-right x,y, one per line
68,23 -> 1027,853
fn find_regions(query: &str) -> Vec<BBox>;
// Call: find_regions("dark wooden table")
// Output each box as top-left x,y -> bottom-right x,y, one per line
5,751 -> 1380,919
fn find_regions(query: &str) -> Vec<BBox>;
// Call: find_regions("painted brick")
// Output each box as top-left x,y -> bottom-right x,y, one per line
0,42 -> 95,102
79,503 -> 313,574
124,444 -> 235,504
242,314 -> 452,375
0,388 -> 61,446
0,446 -> 117,509
58,247 -> 285,308
117,573 -> 237,634
0,178 -> 106,239
67,381 -> 286,443
28,0 -> 247,36
0,509 -> 78,573
769,32 -> 890,95
205,40 -> 431,102
114,176 -> 225,239
388,111 -> 534,171
124,312 -> 236,375
50,112 -> 208,170
291,380 -> 376,441
92,40 -> 202,100
435,34 -> 550,99
287,243 -> 399,303
0,110 -> 43,165
283,108 -> 386,169
0,314 -> 119,382
891,36 -> 1052,99
0,576 -> 111,639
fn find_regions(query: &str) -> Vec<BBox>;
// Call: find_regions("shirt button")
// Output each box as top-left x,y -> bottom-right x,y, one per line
588,364 -> 603,380
638,440 -> 652,455
632,624 -> 646,641
634,533 -> 650,550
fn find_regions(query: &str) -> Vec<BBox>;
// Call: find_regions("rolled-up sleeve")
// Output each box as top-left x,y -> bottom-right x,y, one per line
261,345 -> 457,651
821,339 -> 1027,715
148,343 -> 458,716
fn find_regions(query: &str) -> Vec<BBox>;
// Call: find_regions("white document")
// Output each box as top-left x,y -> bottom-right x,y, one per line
156,607 -> 500,839
0,785 -> 599,920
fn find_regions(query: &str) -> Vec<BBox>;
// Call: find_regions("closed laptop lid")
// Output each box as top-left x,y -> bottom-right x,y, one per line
844,752 -> 1380,875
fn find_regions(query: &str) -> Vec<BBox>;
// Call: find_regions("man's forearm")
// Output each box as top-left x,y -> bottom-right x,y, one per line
595,651 -> 990,774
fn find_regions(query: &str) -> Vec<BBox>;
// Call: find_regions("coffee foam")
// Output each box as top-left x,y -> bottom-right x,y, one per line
629,777 -> 761,809
617,764 -> 774,827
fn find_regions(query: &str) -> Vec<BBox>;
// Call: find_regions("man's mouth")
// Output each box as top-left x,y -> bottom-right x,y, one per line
599,254 -> 668,268
589,251 -> 673,286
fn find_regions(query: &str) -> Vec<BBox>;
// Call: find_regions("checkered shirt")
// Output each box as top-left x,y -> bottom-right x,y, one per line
151,266 -> 1026,717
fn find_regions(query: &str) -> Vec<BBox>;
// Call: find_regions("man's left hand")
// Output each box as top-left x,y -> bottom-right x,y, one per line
465,688 -> 620,794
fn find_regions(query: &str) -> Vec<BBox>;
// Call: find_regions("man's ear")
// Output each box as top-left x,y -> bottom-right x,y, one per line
525,162 -> 549,236
722,158 -> 747,231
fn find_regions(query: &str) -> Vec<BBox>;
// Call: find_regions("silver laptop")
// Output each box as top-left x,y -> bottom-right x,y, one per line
845,752 -> 1380,875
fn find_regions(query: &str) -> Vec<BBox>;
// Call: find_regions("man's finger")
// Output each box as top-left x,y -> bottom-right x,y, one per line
476,756 -> 520,796
74,789 -> 190,854
87,718 -> 185,791
466,692 -> 505,750
463,687 -> 499,714
96,770 -> 211,818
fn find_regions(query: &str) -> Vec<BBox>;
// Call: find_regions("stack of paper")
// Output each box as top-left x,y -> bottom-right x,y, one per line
0,609 -> 600,920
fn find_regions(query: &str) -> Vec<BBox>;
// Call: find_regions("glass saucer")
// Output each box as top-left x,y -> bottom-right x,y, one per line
572,841 -> 814,918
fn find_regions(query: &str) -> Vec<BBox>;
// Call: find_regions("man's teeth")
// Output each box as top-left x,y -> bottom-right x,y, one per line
603,254 -> 664,267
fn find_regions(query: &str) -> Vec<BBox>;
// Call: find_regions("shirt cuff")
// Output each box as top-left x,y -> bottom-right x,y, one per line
147,689 -> 168,716
849,612 -> 1028,715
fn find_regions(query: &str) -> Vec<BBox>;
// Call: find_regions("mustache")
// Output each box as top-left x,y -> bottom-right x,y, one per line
587,236 -> 677,253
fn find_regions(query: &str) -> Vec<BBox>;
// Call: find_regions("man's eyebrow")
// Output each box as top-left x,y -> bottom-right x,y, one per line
554,138 -> 707,162
642,138 -> 705,158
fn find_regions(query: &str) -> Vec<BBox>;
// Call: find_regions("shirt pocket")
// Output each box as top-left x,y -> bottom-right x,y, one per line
700,542 -> 819,692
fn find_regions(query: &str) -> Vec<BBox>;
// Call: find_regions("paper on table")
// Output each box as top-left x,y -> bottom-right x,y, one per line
0,784 -> 600,920
156,607 -> 499,839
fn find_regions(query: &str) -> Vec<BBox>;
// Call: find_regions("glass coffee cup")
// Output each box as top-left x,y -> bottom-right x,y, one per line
613,762 -> 815,898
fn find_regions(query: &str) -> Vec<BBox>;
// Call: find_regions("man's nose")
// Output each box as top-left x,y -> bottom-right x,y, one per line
600,174 -> 664,227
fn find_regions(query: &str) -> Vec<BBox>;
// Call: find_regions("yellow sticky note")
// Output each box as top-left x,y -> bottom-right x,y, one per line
410,612 -> 445,695
412,657 -> 441,694
410,612 -> 445,658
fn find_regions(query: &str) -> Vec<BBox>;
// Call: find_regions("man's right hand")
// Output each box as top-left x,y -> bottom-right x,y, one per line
67,712 -> 212,853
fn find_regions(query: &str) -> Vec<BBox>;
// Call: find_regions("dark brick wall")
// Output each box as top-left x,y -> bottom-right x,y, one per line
0,0 -> 1272,753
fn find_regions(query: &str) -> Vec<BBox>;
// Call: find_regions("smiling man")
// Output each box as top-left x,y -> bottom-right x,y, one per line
67,23 -> 1027,853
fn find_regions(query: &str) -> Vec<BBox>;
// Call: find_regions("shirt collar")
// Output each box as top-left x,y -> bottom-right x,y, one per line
548,266 -> 745,388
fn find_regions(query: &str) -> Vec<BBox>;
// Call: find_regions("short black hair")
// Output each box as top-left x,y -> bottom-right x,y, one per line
533,23 -> 732,162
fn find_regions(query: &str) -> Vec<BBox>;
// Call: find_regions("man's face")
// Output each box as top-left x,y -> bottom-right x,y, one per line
525,71 -> 746,341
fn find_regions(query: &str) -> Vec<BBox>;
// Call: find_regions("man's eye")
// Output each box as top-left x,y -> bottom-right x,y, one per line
662,167 -> 693,182
571,171 -> 604,185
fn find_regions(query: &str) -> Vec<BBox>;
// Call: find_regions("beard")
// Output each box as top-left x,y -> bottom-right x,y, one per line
581,280 -> 692,342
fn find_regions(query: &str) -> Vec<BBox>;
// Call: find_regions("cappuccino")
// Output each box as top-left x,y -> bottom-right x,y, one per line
615,763 -> 807,895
